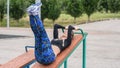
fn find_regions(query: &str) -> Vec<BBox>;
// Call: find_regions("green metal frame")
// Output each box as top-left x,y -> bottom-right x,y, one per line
24,28 -> 87,68
59,28 -> 88,68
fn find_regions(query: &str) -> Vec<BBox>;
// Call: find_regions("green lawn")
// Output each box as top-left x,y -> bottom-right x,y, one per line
44,12 -> 120,28
0,12 -> 120,28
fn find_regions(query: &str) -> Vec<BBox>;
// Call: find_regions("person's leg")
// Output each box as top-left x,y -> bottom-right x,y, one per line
53,24 -> 65,39
33,15 -> 56,65
29,15 -> 39,37
27,3 -> 56,64
34,15 -> 51,42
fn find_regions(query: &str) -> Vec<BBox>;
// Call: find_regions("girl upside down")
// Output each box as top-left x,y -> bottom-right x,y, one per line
27,3 -> 75,65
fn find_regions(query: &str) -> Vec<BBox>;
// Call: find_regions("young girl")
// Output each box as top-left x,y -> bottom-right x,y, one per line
27,3 -> 75,64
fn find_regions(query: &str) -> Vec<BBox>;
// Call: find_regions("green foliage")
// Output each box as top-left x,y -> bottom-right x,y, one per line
58,0 -> 69,12
66,0 -> 83,24
82,0 -> 99,22
107,0 -> 120,13
0,0 -> 6,21
28,0 -> 35,4
47,0 -> 61,24
1,0 -> 120,27
26,0 -> 35,7
98,0 -> 109,13
10,0 -> 26,21
41,0 -> 49,22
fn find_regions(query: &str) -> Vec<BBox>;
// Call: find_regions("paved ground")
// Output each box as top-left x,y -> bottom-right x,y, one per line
0,19 -> 120,68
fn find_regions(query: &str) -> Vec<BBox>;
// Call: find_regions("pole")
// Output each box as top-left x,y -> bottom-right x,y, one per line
82,38 -> 86,68
7,0 -> 10,28
35,0 -> 41,19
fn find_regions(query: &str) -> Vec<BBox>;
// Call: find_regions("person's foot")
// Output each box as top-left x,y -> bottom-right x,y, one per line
27,3 -> 42,15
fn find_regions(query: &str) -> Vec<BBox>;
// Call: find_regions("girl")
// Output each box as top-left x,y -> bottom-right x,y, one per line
27,3 -> 75,64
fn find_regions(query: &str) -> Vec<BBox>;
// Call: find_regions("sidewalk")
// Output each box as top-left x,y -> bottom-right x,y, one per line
0,19 -> 120,68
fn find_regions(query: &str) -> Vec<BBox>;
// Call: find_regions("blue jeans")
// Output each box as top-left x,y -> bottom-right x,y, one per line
29,15 -> 55,64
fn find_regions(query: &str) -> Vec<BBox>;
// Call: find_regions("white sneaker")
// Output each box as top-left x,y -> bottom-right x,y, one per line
27,3 -> 42,15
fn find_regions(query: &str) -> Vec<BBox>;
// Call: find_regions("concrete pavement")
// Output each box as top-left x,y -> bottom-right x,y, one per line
0,19 -> 120,68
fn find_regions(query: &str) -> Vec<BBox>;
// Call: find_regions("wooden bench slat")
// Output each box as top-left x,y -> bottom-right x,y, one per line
32,35 -> 83,68
0,50 -> 35,68
0,34 -> 83,68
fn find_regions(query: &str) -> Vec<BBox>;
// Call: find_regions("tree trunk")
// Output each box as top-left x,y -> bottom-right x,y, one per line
41,18 -> 44,24
16,20 -> 19,26
0,12 -> 3,22
87,15 -> 90,24
0,15 -> 2,22
53,20 -> 55,28
74,17 -> 76,24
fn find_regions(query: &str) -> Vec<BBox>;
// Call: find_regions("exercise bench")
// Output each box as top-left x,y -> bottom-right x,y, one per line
0,50 -> 35,68
29,29 -> 87,68
0,28 -> 87,68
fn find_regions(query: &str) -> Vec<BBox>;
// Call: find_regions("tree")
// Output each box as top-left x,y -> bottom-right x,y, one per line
47,0 -> 61,25
59,0 -> 69,12
10,0 -> 26,21
82,0 -> 99,22
41,0 -> 49,22
98,0 -> 109,13
26,0 -> 35,7
0,0 -> 5,21
66,0 -> 83,24
107,0 -> 120,13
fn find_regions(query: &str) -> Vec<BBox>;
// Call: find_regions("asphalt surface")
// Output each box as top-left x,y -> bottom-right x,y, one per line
0,19 -> 120,68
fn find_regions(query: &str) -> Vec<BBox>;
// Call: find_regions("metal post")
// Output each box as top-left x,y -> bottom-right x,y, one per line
82,38 -> 86,68
64,60 -> 67,68
35,0 -> 41,19
24,66 -> 29,68
7,0 -> 10,28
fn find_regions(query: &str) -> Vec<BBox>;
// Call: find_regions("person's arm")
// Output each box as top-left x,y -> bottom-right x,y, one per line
65,25 -> 80,30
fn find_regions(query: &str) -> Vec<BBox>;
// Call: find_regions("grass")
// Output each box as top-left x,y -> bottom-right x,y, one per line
0,12 -> 120,28
0,16 -> 30,27
44,12 -> 120,28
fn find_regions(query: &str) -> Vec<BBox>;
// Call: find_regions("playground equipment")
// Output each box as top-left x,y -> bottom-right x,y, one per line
0,28 -> 87,68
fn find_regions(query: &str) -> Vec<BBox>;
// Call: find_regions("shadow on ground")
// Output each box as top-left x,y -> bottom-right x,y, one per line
0,34 -> 29,39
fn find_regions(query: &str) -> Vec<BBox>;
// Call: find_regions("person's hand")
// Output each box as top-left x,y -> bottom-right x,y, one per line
61,33 -> 67,40
65,26 -> 69,29
74,26 -> 80,30
65,25 -> 80,30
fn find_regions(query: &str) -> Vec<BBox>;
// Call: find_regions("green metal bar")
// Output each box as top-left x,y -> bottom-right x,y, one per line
24,66 -> 29,68
82,38 -> 86,68
58,33 -> 88,68
62,28 -> 84,36
64,60 -> 67,68
23,60 -> 36,68
58,28 -> 88,68
77,28 -> 84,36
62,28 -> 64,33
